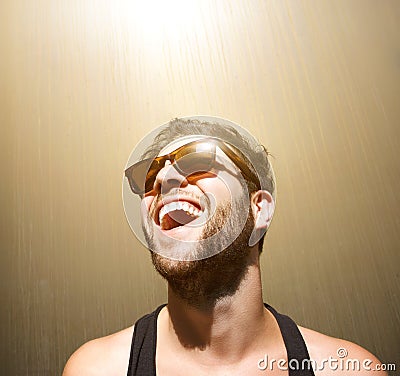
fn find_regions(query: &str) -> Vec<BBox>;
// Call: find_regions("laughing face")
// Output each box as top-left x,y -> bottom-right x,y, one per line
140,136 -> 250,260
140,136 -> 258,304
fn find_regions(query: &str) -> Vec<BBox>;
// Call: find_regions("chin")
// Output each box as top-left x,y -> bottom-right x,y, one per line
148,206 -> 257,307
149,237 -> 201,261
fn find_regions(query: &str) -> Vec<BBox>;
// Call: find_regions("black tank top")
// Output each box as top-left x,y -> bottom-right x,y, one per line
127,303 -> 316,376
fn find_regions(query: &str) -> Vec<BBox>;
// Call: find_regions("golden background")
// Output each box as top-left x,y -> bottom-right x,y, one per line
2,1 -> 399,374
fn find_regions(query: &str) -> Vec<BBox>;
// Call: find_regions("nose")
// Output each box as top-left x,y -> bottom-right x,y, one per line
153,160 -> 189,194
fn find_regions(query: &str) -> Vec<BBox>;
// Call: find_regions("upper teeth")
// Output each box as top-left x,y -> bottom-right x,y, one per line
159,201 -> 203,225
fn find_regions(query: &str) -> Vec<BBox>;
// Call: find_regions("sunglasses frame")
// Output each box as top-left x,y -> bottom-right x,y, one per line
124,137 -> 261,195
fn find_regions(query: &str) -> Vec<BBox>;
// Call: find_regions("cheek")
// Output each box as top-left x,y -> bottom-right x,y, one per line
197,173 -> 243,201
141,196 -> 154,214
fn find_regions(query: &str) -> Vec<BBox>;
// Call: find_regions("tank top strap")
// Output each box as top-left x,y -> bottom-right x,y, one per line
264,303 -> 315,376
127,304 -> 165,376
128,303 -> 315,376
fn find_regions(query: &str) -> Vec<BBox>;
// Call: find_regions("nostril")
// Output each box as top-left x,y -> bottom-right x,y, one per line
166,178 -> 182,186
160,178 -> 187,195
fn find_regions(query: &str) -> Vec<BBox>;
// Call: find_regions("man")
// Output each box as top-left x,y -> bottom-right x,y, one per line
64,118 -> 386,375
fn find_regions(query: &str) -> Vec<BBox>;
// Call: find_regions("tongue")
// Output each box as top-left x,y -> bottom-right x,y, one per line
161,210 -> 195,230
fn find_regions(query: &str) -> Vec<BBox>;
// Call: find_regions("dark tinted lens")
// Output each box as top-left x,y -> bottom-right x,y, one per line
126,158 -> 161,194
175,152 -> 215,176
143,159 -> 165,193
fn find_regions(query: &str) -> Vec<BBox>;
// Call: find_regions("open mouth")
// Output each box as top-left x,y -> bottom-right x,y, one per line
157,201 -> 204,230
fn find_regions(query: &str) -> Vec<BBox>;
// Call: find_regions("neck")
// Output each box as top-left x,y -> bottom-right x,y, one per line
161,249 -> 271,361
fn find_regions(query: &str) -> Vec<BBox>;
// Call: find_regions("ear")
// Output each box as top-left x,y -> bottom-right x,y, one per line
248,190 -> 275,247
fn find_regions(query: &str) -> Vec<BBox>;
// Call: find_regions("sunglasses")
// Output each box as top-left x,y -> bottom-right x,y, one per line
124,137 -> 261,195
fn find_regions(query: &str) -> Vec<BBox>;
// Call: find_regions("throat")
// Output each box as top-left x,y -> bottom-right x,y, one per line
165,282 -> 268,356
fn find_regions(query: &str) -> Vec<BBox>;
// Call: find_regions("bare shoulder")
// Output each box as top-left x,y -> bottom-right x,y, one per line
298,326 -> 387,376
62,326 -> 134,376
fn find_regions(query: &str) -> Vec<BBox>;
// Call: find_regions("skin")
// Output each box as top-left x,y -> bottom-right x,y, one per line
63,137 -> 387,376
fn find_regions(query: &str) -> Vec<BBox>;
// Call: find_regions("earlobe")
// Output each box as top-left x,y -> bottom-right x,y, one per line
251,190 -> 274,228
248,190 -> 275,247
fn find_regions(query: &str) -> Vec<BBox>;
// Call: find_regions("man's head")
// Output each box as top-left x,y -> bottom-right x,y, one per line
124,117 -> 275,305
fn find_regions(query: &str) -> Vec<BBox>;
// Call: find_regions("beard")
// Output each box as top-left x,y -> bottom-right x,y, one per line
144,193 -> 256,308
